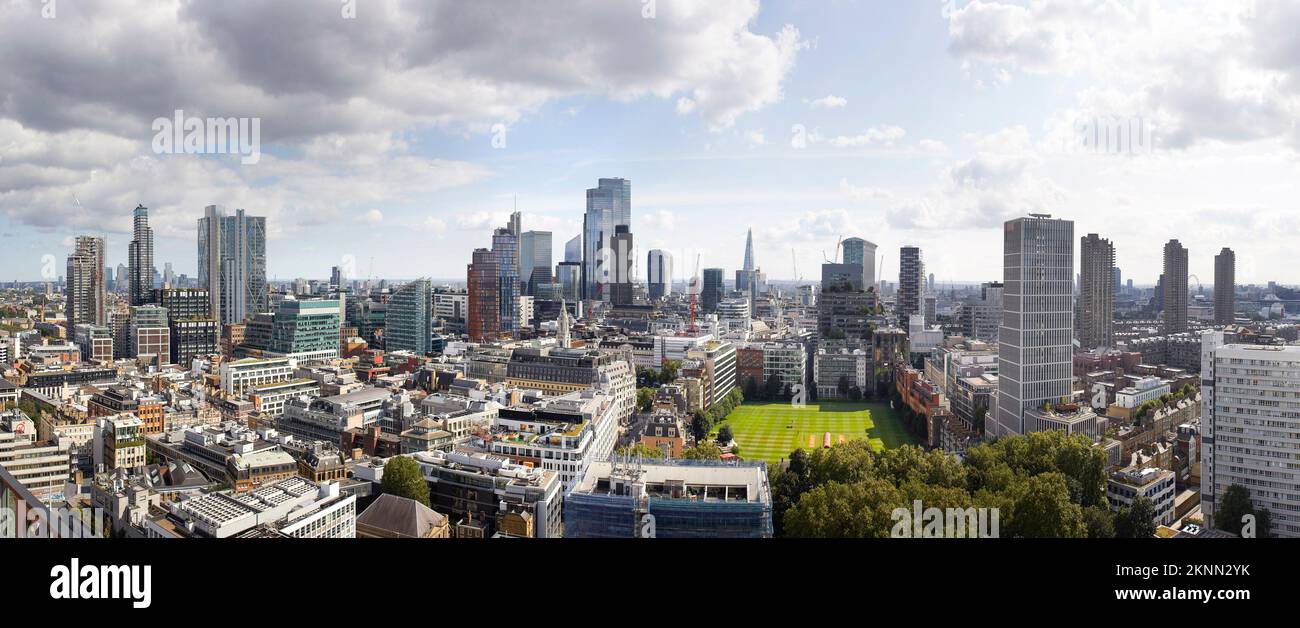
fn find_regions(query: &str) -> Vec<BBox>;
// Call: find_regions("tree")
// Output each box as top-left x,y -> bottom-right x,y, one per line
636,387 -> 655,412
381,456 -> 430,507
848,385 -> 862,402
660,360 -> 681,384
764,373 -> 783,400
1215,484 -> 1254,535
683,442 -> 722,460
617,443 -> 664,459
1115,497 -> 1157,538
690,411 -> 712,442
783,478 -> 903,538
837,375 -> 850,398
1004,473 -> 1087,538
717,425 -> 734,445
744,377 -> 760,402
1083,505 -> 1116,539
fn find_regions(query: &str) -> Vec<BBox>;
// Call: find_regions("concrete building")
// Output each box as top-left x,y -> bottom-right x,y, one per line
1078,233 -> 1115,349
1162,239 -> 1189,334
959,281 -> 1003,342
468,248 -> 501,342
992,215 -> 1074,438
65,235 -> 107,337
1108,466 -> 1176,528
0,410 -> 73,503
1202,343 -> 1300,537
1214,247 -> 1235,325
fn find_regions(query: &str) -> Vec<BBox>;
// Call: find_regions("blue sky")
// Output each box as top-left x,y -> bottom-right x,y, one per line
3,0 -> 1300,286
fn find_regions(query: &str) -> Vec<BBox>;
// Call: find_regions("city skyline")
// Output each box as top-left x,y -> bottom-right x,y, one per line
2,2 -> 1298,285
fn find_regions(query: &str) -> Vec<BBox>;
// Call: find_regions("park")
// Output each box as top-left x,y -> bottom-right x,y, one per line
717,401 -> 918,466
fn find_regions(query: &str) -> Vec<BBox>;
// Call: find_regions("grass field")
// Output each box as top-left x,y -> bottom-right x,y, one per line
718,401 -> 918,465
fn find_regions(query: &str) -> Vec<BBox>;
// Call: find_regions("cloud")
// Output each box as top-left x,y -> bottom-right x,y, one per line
808,95 -> 848,108
642,209 -> 678,231
825,125 -> 907,147
944,0 -> 1300,152
0,0 -> 805,234
839,178 -> 894,201
362,209 -> 384,225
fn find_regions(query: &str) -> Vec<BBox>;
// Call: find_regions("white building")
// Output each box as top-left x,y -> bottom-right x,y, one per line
221,357 -> 296,397
1202,343 -> 1300,537
1107,466 -> 1176,528
1115,376 -> 1169,408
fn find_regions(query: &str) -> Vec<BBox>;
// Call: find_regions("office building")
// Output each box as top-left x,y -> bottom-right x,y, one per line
1078,233 -> 1115,349
0,410 -> 74,504
156,288 -> 218,366
959,282 -> 1002,342
1162,239 -> 1188,334
609,225 -> 634,306
992,215 -> 1074,438
401,449 -> 563,538
268,298 -> 340,363
840,237 -> 878,290
492,213 -> 521,333
130,304 -> 170,366
702,268 -> 725,314
647,249 -> 671,301
565,459 -> 773,538
1214,247 -> 1235,325
582,177 -> 632,301
520,230 -> 552,296
468,248 -> 501,342
387,279 -> 432,354
198,205 -> 268,327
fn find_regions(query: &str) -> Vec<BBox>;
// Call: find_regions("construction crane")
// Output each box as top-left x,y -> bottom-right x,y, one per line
822,235 -> 843,264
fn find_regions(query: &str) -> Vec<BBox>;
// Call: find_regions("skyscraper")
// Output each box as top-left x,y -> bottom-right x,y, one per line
1077,233 -> 1115,349
897,246 -> 924,326
65,235 -> 107,336
702,268 -> 725,314
582,177 -> 631,301
492,213 -> 521,333
1161,239 -> 1189,334
742,228 -> 755,274
198,205 -> 268,327
387,278 -> 432,354
840,237 -> 877,291
1214,248 -> 1235,325
128,204 -> 155,306
468,248 -> 501,342
564,234 -> 582,264
610,225 -> 634,306
992,215 -> 1074,439
520,230 -> 553,296
647,249 -> 671,301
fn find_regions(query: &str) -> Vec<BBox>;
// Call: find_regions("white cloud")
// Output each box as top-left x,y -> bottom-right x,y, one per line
808,94 -> 848,108
362,209 -> 384,225
826,125 -> 907,147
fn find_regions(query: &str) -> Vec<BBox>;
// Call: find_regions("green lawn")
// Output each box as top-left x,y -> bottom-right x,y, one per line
718,401 -> 917,465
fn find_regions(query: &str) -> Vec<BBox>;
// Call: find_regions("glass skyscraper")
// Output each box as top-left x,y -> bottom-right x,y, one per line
582,178 -> 631,301
198,205 -> 267,327
387,278 -> 432,354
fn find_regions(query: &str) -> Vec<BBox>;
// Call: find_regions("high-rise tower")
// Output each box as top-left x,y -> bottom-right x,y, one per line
1162,239 -> 1189,334
992,215 -> 1074,439
582,178 -> 631,301
1077,233 -> 1115,349
1214,248 -> 1235,325
128,204 -> 155,306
